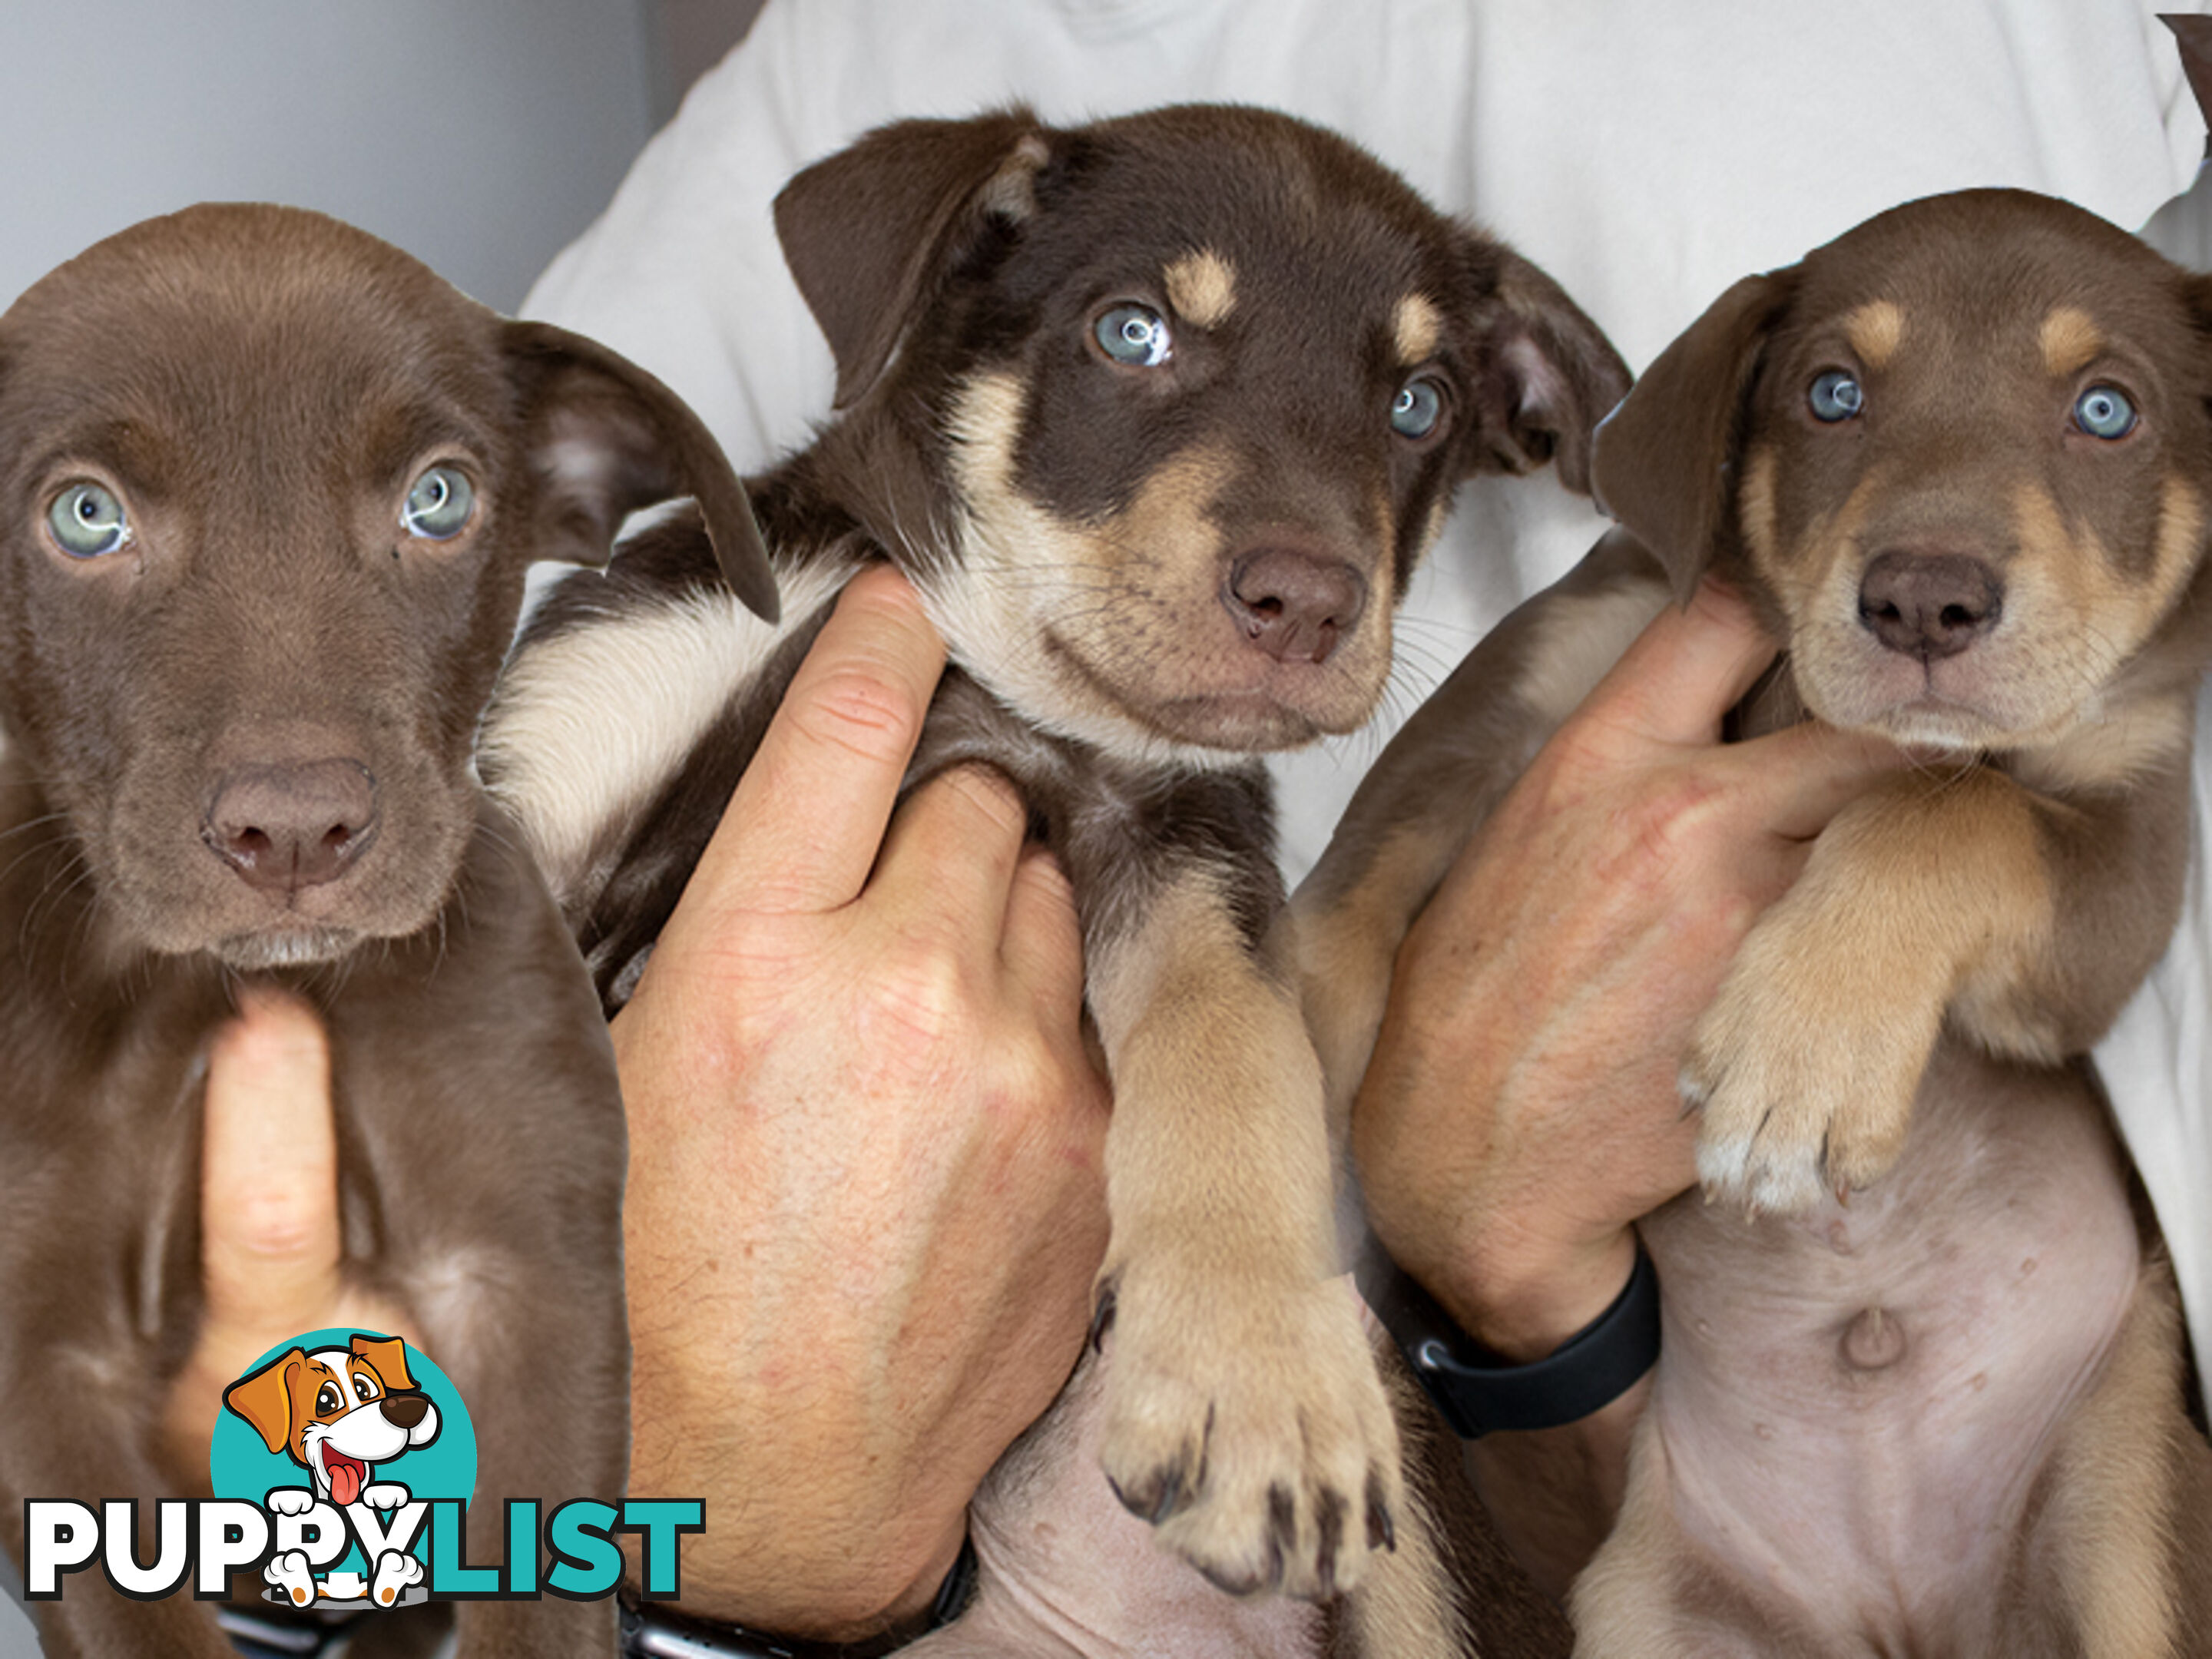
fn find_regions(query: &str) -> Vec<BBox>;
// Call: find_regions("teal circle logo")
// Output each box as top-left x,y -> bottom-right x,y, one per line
210,1330 -> 475,1608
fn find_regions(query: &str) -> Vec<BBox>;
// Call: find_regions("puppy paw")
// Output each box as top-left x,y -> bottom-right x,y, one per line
369,1549 -> 425,1607
264,1549 -> 316,1608
1684,912 -> 1939,1213
1093,1257 -> 1400,1600
265,1488 -> 317,1518
360,1482 -> 409,1510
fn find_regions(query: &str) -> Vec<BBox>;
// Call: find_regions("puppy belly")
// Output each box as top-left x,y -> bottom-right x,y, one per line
1626,1045 -> 2141,1650
943,1357 -> 1326,1657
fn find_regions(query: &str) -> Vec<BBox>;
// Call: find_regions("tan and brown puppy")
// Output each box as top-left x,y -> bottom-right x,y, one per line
1296,189 -> 2212,1653
0,204 -> 773,1658
484,104 -> 1626,1635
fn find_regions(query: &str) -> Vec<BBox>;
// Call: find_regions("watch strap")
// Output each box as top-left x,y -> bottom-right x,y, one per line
618,1534 -> 978,1659
1366,1240 -> 1661,1439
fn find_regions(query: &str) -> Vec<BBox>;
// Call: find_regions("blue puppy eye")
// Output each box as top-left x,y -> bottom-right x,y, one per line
2074,385 -> 2136,440
1391,377 -> 1444,439
1094,304 -> 1172,367
1809,371 -> 1863,422
401,465 -> 475,539
46,482 -> 131,558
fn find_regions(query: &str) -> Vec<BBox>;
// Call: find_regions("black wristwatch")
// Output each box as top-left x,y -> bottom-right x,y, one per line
1364,1240 -> 1662,1439
618,1535 -> 979,1659
217,1605 -> 359,1657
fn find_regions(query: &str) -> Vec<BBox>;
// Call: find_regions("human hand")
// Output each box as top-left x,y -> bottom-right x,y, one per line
1350,579 -> 1904,1588
1358,579 -> 1906,1355
610,565 -> 1112,1637
161,990 -> 417,1492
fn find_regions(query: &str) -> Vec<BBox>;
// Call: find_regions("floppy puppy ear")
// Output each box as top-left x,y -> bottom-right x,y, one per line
1591,269 -> 1799,601
500,320 -> 778,623
774,107 -> 1049,409
1462,244 -> 1633,495
350,1333 -> 416,1394
224,1348 -> 307,1455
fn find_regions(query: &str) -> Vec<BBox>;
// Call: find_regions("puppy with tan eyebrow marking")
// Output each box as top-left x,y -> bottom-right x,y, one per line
1297,187 -> 2212,1654
483,103 -> 1626,1639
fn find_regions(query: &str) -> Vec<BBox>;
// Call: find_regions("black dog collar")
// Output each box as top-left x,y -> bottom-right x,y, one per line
1367,1240 -> 1661,1439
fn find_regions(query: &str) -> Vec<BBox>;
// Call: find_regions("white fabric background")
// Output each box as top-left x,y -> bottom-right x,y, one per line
523,0 -> 2212,1406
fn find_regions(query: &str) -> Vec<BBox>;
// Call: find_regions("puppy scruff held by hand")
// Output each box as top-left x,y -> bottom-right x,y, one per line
163,2 -> 2212,1654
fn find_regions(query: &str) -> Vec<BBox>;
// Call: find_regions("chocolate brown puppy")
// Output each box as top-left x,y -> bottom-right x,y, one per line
484,104 -> 1625,1628
1296,190 -> 2212,1653
0,204 -> 773,1657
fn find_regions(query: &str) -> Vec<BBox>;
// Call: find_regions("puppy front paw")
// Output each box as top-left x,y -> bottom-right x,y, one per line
264,1488 -> 318,1517
264,1549 -> 316,1607
1093,1255 -> 1400,1601
369,1548 -> 425,1606
1684,906 -> 1941,1214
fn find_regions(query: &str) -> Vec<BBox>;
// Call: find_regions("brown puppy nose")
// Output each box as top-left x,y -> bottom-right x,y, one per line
1224,549 -> 1367,665
379,1392 -> 430,1430
1857,551 -> 2003,660
205,760 -> 379,892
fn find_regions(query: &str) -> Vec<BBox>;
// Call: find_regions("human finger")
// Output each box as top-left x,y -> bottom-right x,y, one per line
198,989 -> 343,1343
1718,717 -> 1916,841
684,565 -> 945,924
998,843 -> 1090,1028
1578,578 -> 1781,749
871,763 -> 1029,948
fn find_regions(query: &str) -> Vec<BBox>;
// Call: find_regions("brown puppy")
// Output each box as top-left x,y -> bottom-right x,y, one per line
0,204 -> 773,1657
1296,190 -> 2212,1652
483,104 -> 1626,1629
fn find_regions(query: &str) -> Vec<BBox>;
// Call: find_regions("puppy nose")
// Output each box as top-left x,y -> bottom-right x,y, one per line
1857,551 -> 2003,660
1224,549 -> 1367,665
379,1392 -> 429,1430
205,760 -> 379,892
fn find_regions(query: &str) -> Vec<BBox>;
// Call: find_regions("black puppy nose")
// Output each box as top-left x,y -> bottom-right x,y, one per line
1857,551 -> 2003,660
379,1392 -> 429,1430
205,760 -> 379,892
1224,549 -> 1367,665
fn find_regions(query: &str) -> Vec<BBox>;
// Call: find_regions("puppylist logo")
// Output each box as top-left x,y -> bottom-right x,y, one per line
23,1329 -> 701,1608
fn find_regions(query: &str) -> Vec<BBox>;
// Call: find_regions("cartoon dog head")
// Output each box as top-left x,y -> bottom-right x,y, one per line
224,1333 -> 440,1506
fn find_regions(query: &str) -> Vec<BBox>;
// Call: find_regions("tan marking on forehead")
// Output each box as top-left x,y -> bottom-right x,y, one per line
2040,306 -> 2104,379
1843,301 -> 1905,369
1164,250 -> 1237,329
1392,295 -> 1442,365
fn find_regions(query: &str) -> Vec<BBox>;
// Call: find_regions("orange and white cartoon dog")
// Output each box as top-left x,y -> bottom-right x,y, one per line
224,1333 -> 439,1606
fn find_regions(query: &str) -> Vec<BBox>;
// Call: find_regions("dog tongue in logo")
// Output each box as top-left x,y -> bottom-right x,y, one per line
329,1452 -> 366,1506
